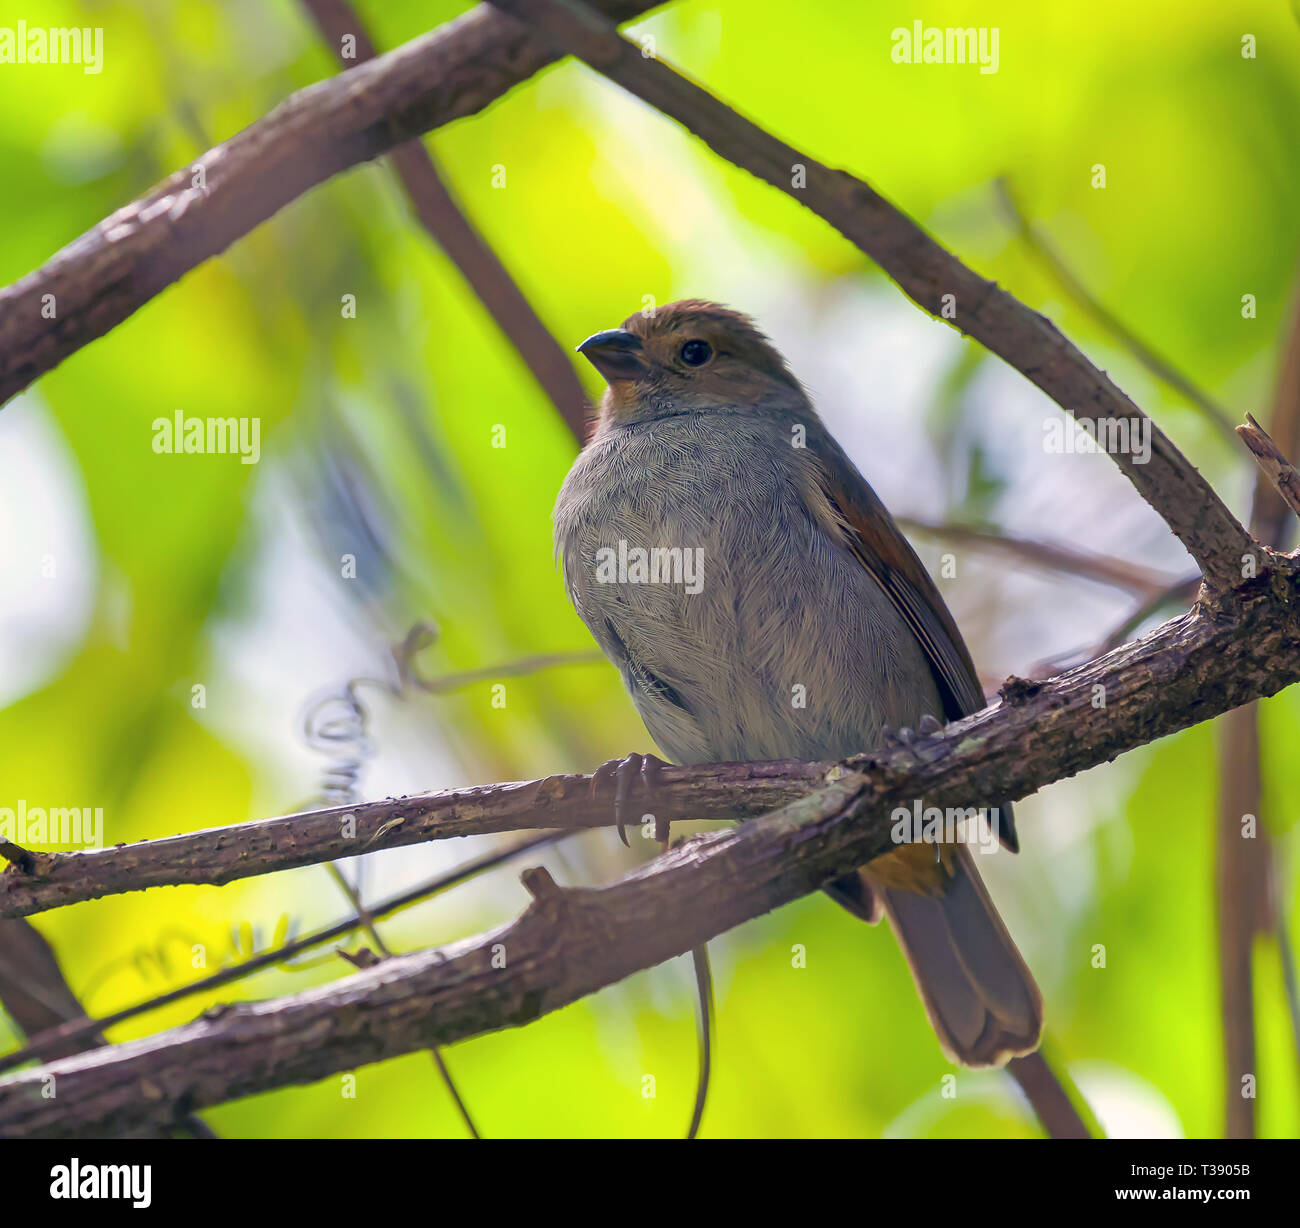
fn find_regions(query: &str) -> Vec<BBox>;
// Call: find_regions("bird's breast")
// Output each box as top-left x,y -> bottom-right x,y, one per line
554,415 -> 941,762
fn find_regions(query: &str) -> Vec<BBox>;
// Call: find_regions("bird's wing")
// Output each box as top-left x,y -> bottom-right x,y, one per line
808,427 -> 1018,864
813,433 -> 985,722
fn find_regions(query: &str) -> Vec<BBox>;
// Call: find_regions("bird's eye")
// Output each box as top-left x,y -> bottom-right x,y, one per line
679,339 -> 712,367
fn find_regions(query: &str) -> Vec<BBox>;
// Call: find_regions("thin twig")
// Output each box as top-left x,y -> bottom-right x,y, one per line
898,517 -> 1180,597
994,178 -> 1237,444
394,621 -> 602,694
1238,413 -> 1300,523
685,944 -> 713,1139
1028,574 -> 1201,679
1007,1050 -> 1099,1139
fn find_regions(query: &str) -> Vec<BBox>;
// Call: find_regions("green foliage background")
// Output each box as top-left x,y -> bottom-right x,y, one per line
1,0 -> 1297,1138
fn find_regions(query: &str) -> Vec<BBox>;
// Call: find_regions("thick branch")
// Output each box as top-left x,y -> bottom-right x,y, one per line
0,0 -> 658,407
3,569 -> 1299,1137
489,0 -> 1255,591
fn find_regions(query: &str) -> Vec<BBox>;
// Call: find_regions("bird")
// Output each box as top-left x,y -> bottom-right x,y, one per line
553,299 -> 1042,1068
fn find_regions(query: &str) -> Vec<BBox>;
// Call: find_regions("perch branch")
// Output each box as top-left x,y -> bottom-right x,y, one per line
0,833 -> 565,1074
0,760 -> 822,920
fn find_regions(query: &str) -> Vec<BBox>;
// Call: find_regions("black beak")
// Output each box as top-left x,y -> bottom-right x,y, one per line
576,328 -> 646,383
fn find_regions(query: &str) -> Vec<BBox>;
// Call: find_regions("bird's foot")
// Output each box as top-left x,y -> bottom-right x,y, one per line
880,713 -> 943,749
590,752 -> 670,847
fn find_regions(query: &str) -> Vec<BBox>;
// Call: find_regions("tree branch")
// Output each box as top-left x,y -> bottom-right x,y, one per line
897,517 -> 1182,598
0,760 -> 825,919
3,568 -> 1300,1136
993,177 -> 1237,444
1214,277 -> 1300,1138
0,833 -> 564,1075
0,0 -> 660,408
1239,413 -> 1300,524
0,919 -> 215,1138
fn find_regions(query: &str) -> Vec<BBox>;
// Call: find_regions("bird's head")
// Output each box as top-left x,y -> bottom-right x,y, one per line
577,299 -> 806,428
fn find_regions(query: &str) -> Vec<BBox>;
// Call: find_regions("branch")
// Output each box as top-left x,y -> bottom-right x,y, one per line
4,570 -> 1300,1136
0,919 -> 215,1139
1006,1051 -> 1095,1140
0,0 -> 660,407
1214,278 -> 1300,1138
993,177 -> 1237,444
1216,704 -> 1268,1139
1238,413 -> 1300,524
0,760 -> 825,919
897,517 -> 1182,598
0,921 -> 106,1058
299,0 -> 591,440
488,0 -> 1255,592
1029,573 -> 1201,678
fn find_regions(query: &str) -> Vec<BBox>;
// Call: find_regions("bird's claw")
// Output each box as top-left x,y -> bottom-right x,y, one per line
591,752 -> 669,847
881,714 -> 943,750
880,724 -> 916,748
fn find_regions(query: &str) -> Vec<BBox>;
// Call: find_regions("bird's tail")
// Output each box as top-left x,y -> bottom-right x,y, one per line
877,848 -> 1042,1067
826,844 -> 1042,1067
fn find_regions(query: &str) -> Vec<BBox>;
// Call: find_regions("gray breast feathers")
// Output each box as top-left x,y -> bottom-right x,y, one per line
553,413 -> 943,764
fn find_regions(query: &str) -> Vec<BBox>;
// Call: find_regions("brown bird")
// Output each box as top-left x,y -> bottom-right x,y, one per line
555,299 -> 1042,1067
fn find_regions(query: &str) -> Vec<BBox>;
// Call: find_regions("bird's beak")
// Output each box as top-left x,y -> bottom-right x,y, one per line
576,329 -> 647,383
